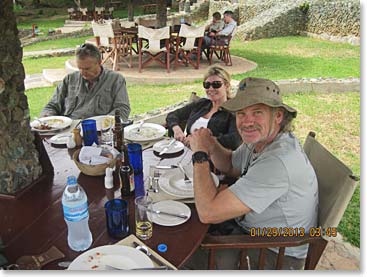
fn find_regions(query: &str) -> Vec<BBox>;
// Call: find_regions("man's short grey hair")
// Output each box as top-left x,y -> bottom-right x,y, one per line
223,10 -> 234,18
76,43 -> 101,62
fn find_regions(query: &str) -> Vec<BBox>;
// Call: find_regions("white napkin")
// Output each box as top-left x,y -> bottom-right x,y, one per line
79,146 -> 112,165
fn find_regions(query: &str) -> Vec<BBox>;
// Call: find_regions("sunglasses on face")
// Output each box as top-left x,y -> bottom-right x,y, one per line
203,81 -> 223,89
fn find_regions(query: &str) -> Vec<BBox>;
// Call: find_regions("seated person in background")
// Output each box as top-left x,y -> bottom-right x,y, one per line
186,77 -> 318,269
203,10 -> 237,51
205,11 -> 225,33
166,66 -> 241,150
40,43 -> 131,120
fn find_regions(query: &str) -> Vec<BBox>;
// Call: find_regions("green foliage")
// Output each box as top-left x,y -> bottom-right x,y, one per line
299,2 -> 310,14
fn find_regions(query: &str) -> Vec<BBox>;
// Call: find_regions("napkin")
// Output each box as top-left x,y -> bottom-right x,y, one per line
79,146 -> 112,165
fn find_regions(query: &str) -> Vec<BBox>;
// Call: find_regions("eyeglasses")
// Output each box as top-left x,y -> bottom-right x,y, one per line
203,81 -> 223,89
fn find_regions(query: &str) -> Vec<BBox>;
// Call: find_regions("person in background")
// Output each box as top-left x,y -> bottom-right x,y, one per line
202,10 -> 237,52
186,77 -> 318,269
40,43 -> 130,120
166,65 -> 241,150
205,11 -> 225,33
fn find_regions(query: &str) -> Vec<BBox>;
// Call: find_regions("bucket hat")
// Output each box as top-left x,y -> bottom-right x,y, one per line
221,77 -> 297,118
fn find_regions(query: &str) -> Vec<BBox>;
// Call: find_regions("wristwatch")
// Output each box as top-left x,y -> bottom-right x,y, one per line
192,151 -> 209,164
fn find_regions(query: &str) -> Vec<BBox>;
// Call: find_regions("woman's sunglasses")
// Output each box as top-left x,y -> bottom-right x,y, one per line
203,81 -> 223,89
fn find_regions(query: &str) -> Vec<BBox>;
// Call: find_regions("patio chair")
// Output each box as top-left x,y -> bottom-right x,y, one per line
201,131 -> 358,270
208,27 -> 237,66
174,24 -> 205,70
92,21 -> 131,70
79,7 -> 91,21
138,25 -> 171,73
94,7 -> 105,21
104,7 -> 114,19
67,8 -> 78,20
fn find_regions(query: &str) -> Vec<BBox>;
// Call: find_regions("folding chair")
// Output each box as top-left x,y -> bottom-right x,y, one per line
138,25 -> 171,73
201,131 -> 358,270
94,7 -> 105,21
79,7 -> 89,21
67,8 -> 77,20
92,21 -> 132,70
209,27 -> 237,66
174,24 -> 205,70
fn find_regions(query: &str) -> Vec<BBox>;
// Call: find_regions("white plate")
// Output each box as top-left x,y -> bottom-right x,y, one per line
49,133 -> 72,145
124,123 -> 166,142
153,140 -> 185,154
152,200 -> 191,226
30,116 -> 72,132
159,167 -> 219,198
86,115 -> 114,131
67,245 -> 154,270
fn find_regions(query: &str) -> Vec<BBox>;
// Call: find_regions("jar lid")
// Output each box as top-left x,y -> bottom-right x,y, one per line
157,243 -> 167,253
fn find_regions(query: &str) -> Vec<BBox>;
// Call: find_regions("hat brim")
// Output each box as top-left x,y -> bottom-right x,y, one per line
222,93 -> 297,118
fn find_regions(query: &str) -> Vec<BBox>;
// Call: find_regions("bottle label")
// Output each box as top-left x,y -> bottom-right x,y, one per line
63,202 -> 89,222
130,174 -> 135,192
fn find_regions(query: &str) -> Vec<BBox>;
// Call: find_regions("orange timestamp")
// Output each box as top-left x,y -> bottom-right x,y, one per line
249,227 -> 338,238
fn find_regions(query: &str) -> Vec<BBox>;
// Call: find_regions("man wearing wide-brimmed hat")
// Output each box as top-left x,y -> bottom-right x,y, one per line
187,77 -> 319,269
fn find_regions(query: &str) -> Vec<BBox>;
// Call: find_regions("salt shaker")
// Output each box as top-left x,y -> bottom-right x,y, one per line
66,134 -> 76,149
104,167 -> 114,189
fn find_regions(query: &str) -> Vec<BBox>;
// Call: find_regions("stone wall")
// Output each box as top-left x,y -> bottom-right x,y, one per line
206,0 -> 359,43
306,0 -> 360,37
0,1 -> 42,195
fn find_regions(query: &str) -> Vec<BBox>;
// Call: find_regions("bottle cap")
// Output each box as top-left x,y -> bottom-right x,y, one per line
157,244 -> 167,253
67,176 -> 77,185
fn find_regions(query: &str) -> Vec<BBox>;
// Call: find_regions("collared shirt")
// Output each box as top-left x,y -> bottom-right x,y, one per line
218,20 -> 237,36
40,68 -> 130,120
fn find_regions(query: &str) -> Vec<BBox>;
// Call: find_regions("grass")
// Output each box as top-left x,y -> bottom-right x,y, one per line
22,55 -> 74,75
23,36 -> 92,52
24,36 -> 360,248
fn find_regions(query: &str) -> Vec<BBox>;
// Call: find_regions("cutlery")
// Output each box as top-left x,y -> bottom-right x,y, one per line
178,163 -> 191,183
154,165 -> 178,169
148,209 -> 189,219
159,139 -> 176,155
105,264 -> 169,270
132,242 -> 175,270
136,120 -> 144,132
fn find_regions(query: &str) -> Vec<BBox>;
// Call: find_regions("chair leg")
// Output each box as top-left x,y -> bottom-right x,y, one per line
208,249 -> 216,269
275,247 -> 285,269
139,52 -> 142,73
209,49 -> 214,65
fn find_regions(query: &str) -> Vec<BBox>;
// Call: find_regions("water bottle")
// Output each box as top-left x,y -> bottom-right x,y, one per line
62,176 -> 93,251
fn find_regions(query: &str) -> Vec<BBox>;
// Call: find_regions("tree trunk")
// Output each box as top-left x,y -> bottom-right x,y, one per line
156,0 -> 167,28
0,1 -> 42,195
127,0 -> 134,21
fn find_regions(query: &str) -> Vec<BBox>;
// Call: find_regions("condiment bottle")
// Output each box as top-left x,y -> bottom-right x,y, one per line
73,128 -> 83,147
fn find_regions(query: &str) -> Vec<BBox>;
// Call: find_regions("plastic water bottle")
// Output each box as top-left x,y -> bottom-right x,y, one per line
62,176 -> 93,251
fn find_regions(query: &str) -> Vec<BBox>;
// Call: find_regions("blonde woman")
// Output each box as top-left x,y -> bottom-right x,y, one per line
166,66 -> 241,150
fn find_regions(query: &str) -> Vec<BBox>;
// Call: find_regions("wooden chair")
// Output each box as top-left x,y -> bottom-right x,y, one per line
67,8 -> 78,20
208,27 -> 236,66
174,24 -> 205,70
138,25 -> 171,73
92,21 -> 124,71
94,7 -> 105,21
201,131 -> 358,270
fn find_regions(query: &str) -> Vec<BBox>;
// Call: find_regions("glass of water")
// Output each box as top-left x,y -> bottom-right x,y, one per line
135,195 -> 153,240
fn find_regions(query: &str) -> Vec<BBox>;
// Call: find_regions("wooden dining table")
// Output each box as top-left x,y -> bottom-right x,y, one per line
0,133 -> 209,270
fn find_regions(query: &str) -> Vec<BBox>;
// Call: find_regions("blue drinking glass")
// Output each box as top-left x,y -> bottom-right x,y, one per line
81,119 -> 99,146
104,199 -> 129,239
127,143 -> 143,174
134,173 -> 145,198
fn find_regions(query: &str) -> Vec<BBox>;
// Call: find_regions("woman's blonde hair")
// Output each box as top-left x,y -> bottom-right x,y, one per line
203,65 -> 232,98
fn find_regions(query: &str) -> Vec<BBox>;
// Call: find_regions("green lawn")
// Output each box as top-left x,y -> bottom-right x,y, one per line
23,36 -> 92,52
24,35 -> 360,248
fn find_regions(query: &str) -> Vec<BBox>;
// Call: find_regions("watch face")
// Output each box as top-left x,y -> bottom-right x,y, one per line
193,151 -> 209,164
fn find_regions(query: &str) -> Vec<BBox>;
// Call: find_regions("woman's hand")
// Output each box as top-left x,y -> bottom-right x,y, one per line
172,125 -> 186,142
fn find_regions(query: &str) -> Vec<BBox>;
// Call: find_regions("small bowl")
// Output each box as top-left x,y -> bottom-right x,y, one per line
72,149 -> 115,176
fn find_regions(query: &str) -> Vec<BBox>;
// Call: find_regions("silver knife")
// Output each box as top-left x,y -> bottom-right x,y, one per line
149,209 -> 189,219
159,139 -> 176,155
154,165 -> 178,169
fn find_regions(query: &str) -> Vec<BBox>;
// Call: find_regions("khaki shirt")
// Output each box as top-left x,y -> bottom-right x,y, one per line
41,68 -> 130,120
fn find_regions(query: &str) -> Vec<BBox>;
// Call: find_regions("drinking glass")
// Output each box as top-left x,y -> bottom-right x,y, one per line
81,119 -> 98,146
134,195 -> 153,240
104,199 -> 129,239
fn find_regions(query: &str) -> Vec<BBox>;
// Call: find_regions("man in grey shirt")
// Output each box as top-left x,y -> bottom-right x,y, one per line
187,77 -> 318,269
202,10 -> 237,52
40,43 -> 130,120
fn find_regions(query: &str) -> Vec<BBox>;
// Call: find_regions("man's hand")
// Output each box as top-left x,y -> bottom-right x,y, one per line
188,128 -> 215,154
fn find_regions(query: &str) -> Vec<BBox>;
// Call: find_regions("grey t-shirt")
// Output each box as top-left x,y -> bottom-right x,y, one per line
40,68 -> 130,120
229,132 -> 319,259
